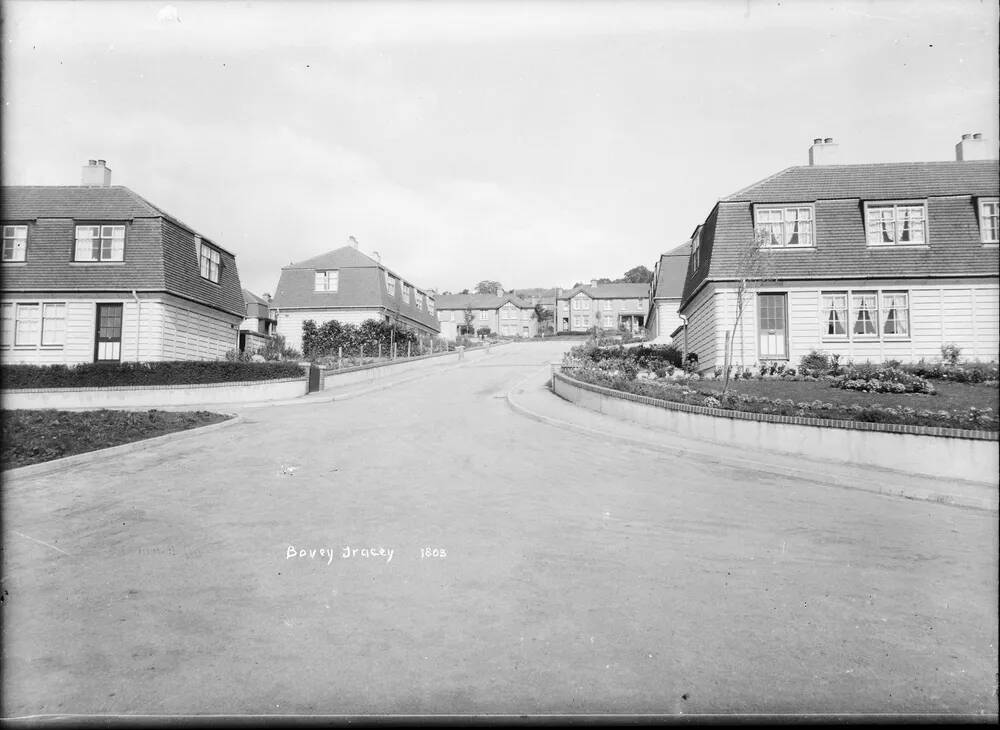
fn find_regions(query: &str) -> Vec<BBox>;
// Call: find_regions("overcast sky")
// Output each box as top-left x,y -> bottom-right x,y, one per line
3,0 -> 997,296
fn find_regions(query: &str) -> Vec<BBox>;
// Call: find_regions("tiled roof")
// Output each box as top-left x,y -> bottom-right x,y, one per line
651,241 -> 691,299
1,186 -> 245,317
436,293 -> 534,310
2,185 -> 234,255
681,159 -> 1000,307
722,160 -> 999,203
270,246 -> 439,331
242,289 -> 270,306
558,282 -> 649,300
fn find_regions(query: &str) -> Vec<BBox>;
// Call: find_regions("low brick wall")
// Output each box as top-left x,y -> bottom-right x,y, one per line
1,377 -> 308,409
553,371 -> 999,484
319,343 -> 501,390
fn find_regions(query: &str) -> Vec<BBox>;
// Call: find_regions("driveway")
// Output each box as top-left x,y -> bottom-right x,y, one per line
2,341 -> 997,716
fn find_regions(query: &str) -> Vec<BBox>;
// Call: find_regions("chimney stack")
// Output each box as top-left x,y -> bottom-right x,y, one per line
808,137 -> 839,166
495,286 -> 504,297
348,235 -> 359,248
81,159 -> 112,187
590,279 -> 598,287
955,132 -> 996,161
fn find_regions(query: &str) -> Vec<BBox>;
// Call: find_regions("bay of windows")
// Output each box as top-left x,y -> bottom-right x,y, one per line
755,206 -> 814,248
75,225 -> 125,261
821,290 -> 909,340
3,225 -> 27,262
980,199 -> 999,244
865,203 -> 926,246
2,301 -> 66,348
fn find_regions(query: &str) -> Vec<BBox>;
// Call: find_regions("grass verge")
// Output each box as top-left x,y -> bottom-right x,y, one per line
2,409 -> 232,470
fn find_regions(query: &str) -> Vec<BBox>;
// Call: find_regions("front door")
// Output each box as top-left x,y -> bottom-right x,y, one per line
95,303 -> 123,361
757,293 -> 787,359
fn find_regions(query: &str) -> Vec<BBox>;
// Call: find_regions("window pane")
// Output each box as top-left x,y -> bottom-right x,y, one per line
1,303 -> 13,346
15,304 -> 40,345
821,293 -> 847,336
41,303 -> 66,345
852,293 -> 878,335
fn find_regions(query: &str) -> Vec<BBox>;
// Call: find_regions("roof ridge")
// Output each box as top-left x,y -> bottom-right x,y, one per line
722,166 -> 797,201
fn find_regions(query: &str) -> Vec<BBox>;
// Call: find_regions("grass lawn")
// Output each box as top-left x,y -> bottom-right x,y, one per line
693,377 -> 999,412
1,409 -> 232,470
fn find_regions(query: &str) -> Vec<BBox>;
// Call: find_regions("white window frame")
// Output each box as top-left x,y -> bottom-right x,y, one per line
880,291 -> 910,339
41,302 -> 66,346
601,300 -> 612,311
196,239 -> 222,283
2,225 -> 28,262
603,315 -> 614,328
13,303 -> 43,347
572,314 -> 585,328
314,269 -> 339,292
820,291 -> 849,341
864,201 -> 928,247
75,224 -> 125,262
427,298 -> 435,315
849,290 -> 880,339
401,283 -> 411,303
691,226 -> 702,271
479,310 -> 488,321
754,205 -> 815,249
572,296 -> 590,311
1,303 -> 13,347
980,198 -> 999,245
385,272 -> 396,295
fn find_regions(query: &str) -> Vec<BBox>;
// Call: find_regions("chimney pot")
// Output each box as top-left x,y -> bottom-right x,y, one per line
88,159 -> 97,165
823,137 -> 833,143
973,132 -> 983,140
813,138 -> 822,144
97,159 -> 106,166
962,133 -> 972,140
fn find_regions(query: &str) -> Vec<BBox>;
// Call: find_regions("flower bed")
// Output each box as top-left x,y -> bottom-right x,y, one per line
1,361 -> 305,389
2,409 -> 231,469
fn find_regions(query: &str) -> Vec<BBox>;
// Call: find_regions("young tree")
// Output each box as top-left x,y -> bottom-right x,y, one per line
462,304 -> 475,336
533,302 -> 552,335
722,230 -> 775,395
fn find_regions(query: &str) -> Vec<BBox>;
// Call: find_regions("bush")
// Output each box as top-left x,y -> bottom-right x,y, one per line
259,334 -> 300,361
2,361 -> 306,389
302,318 -> 420,360
941,343 -> 962,366
903,359 -> 998,384
835,364 -> 935,394
799,350 -> 830,376
476,327 -> 492,337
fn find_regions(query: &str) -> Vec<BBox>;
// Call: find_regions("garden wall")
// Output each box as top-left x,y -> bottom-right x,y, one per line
553,371 -> 998,484
320,343 -> 502,390
1,377 -> 308,409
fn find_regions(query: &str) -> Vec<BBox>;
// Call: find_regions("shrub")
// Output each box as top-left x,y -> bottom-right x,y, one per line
1,361 -> 306,389
225,349 -> 254,362
835,365 -> 935,394
259,334 -> 300,361
800,350 -> 830,376
476,327 -> 492,337
941,343 -> 962,366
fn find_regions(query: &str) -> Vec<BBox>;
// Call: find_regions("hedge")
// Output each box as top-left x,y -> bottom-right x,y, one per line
1,361 -> 306,390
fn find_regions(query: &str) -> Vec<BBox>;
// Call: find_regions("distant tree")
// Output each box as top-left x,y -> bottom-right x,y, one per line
595,277 -> 613,285
459,288 -> 470,295
619,265 -> 654,284
440,290 -> 453,296
533,302 -> 552,333
571,282 -> 584,289
475,280 -> 504,295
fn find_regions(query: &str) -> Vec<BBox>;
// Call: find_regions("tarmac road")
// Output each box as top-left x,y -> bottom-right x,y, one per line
2,341 -> 997,717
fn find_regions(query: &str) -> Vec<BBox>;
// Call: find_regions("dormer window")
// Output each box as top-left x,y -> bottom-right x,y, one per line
196,238 -> 221,283
385,272 -> 396,295
980,198 -> 999,244
415,292 -> 424,310
314,269 -> 339,292
754,205 -> 814,248
2,225 -> 27,262
427,297 -> 435,315
691,226 -> 702,270
401,283 -> 411,303
75,224 -> 124,261
865,202 -> 927,246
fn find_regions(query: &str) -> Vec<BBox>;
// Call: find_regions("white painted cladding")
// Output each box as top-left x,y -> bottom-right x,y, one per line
684,282 -> 1000,372
648,299 -> 682,342
1,295 -> 241,365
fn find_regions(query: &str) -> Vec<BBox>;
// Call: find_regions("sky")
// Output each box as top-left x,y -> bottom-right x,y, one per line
2,0 -> 997,297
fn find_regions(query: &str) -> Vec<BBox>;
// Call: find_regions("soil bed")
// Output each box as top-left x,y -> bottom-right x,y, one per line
2,409 -> 231,470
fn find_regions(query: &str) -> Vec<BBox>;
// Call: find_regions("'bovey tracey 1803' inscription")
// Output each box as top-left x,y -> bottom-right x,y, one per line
286,545 -> 395,564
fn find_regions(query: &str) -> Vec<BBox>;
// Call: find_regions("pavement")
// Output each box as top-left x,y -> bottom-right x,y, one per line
2,341 -> 998,718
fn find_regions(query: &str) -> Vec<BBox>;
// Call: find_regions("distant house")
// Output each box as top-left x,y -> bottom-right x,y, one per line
645,241 -> 691,343
677,135 -> 1000,373
239,289 -> 277,353
435,289 -> 538,339
1,160 -> 245,365
555,282 -> 649,334
269,244 -> 439,353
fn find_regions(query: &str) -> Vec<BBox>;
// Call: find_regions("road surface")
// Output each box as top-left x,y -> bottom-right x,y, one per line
2,341 -> 997,717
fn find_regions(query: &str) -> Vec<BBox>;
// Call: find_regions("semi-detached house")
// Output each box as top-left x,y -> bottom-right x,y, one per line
677,136 -> 1000,373
1,160 -> 245,365
270,244 -> 439,353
